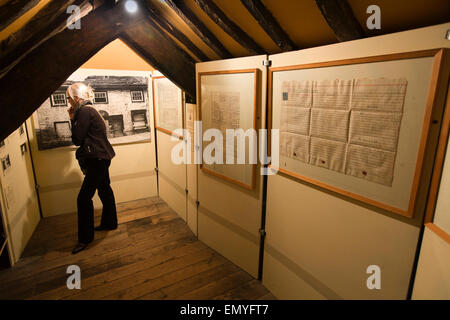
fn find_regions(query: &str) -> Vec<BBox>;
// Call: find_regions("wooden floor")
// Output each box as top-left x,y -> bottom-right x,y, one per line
0,197 -> 275,300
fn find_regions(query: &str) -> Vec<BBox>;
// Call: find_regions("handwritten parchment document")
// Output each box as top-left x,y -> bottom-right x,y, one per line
279,78 -> 407,186
156,81 -> 183,132
211,92 -> 240,133
186,104 -> 195,152
210,91 -> 240,161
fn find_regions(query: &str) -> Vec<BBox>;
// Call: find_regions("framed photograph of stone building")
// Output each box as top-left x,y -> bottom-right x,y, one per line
33,69 -> 153,150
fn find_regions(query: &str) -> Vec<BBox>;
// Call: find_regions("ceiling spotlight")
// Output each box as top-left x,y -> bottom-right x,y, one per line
125,0 -> 138,14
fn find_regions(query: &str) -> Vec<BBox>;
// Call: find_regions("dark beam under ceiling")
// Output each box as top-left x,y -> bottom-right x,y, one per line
240,0 -> 296,52
164,0 -> 232,59
0,0 -> 41,32
314,0 -> 365,42
0,1 -> 196,140
193,0 -> 265,55
145,0 -> 209,61
0,0 -> 89,79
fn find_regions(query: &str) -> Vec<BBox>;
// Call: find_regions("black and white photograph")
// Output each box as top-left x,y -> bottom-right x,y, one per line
19,124 -> 24,135
33,69 -> 152,150
0,140 -> 5,148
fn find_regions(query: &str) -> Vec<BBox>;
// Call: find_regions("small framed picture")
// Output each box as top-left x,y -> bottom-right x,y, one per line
19,125 -> 24,135
0,140 -> 5,148
20,143 -> 27,155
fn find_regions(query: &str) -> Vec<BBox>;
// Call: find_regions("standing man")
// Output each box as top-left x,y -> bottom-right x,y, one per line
67,82 -> 118,254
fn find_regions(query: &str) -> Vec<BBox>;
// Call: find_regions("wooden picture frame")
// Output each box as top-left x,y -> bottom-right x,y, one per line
152,75 -> 184,140
198,69 -> 259,190
268,49 -> 448,217
424,81 -> 450,223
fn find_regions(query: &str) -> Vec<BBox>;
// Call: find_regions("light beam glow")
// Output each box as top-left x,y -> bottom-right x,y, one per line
125,0 -> 138,14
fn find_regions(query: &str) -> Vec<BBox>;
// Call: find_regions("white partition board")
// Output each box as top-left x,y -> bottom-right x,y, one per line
0,125 -> 40,264
263,23 -> 450,299
157,130 -> 187,222
433,134 -> 450,234
412,226 -> 450,299
186,103 -> 198,235
196,55 -> 267,278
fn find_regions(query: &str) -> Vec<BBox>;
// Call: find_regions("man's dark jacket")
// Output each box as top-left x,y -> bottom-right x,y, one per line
71,101 -> 115,163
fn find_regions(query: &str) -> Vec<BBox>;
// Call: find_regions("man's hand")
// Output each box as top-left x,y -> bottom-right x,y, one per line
67,106 -> 75,120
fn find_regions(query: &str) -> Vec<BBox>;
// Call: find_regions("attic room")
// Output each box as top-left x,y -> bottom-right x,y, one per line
0,0 -> 449,303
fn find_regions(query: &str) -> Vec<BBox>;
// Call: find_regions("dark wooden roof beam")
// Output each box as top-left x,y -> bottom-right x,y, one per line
314,0 -> 365,42
193,0 -> 265,55
144,0 -> 209,61
240,0 -> 296,52
164,0 -> 232,59
121,16 -> 196,99
0,0 -> 196,140
0,0 -> 41,31
0,0 -> 91,79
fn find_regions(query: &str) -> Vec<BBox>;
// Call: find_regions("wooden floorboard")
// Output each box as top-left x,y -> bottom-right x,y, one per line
0,197 -> 274,300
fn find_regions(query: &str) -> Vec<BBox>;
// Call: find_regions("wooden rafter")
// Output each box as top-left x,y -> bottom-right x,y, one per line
0,1 -> 196,141
193,0 -> 265,55
121,17 -> 196,99
164,0 -> 232,59
0,0 -> 90,79
314,0 -> 365,42
139,6 -> 197,67
240,0 -> 296,52
144,0 -> 209,61
0,0 -> 41,31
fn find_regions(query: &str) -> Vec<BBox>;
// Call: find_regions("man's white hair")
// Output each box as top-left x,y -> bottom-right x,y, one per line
67,82 -> 95,102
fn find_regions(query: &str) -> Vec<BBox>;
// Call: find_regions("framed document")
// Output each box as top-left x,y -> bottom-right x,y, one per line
199,69 -> 258,190
269,49 -> 447,217
152,76 -> 184,138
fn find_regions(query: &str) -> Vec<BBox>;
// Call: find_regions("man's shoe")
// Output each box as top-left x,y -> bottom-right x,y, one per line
94,225 -> 117,231
72,242 -> 88,254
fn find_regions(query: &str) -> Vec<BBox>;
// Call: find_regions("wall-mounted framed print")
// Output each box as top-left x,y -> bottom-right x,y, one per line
152,76 -> 184,139
33,68 -> 153,150
198,69 -> 259,190
268,49 -> 448,217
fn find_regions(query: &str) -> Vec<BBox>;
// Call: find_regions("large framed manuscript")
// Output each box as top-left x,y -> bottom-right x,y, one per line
152,76 -> 184,138
269,49 -> 447,217
199,69 -> 258,190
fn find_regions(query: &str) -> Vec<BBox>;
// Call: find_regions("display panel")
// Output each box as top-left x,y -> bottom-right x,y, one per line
152,76 -> 184,138
269,49 -> 446,217
199,69 -> 258,190
33,68 -> 152,150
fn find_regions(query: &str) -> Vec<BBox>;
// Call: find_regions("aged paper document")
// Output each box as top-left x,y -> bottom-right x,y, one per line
278,77 -> 407,186
313,79 -> 352,110
310,137 -> 346,173
346,144 -> 396,186
349,111 -> 402,152
280,132 -> 310,163
310,109 -> 349,142
210,91 -> 240,162
281,80 -> 313,108
352,78 -> 408,112
157,81 -> 182,131
280,106 -> 310,135
211,91 -> 240,133
186,104 -> 195,152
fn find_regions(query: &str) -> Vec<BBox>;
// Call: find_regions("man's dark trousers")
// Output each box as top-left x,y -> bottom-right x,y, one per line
77,158 -> 117,244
